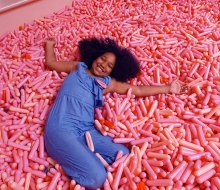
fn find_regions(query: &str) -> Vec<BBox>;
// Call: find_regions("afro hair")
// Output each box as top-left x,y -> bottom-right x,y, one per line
78,37 -> 140,82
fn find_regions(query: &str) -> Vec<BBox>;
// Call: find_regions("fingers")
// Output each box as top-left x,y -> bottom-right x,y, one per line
47,37 -> 55,41
171,78 -> 178,85
46,36 -> 56,43
169,78 -> 190,94
45,38 -> 56,47
179,84 -> 189,94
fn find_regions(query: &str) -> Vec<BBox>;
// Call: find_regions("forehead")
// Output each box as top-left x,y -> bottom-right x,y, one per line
102,52 -> 116,63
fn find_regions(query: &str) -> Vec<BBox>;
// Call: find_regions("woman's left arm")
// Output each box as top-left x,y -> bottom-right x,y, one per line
104,79 -> 187,97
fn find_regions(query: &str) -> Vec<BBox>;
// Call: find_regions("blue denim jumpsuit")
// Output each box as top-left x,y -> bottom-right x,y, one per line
44,62 -> 129,189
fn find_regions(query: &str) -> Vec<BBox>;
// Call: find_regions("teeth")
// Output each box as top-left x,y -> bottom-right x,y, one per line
98,65 -> 104,72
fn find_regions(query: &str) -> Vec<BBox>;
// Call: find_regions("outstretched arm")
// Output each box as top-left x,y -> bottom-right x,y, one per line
104,79 -> 187,97
45,38 -> 78,73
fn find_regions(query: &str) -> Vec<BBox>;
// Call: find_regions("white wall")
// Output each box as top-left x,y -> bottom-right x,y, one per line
0,0 -> 72,37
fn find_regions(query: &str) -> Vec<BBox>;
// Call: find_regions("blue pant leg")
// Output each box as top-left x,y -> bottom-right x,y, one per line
89,129 -> 130,164
44,133 -> 107,190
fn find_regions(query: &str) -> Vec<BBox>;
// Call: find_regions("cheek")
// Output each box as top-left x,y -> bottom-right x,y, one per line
107,67 -> 113,73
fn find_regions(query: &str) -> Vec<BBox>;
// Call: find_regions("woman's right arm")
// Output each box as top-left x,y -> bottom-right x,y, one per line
45,38 -> 78,73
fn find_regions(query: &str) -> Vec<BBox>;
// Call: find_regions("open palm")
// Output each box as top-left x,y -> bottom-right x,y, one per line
170,79 -> 188,94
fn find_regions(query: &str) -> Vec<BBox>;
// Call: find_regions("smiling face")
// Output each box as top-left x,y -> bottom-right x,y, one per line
89,52 -> 116,77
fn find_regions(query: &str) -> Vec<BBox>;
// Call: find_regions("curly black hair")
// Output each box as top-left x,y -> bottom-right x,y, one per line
78,37 -> 140,82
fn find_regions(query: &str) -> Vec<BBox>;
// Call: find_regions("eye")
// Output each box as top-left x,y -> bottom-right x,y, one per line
101,56 -> 106,61
108,64 -> 113,69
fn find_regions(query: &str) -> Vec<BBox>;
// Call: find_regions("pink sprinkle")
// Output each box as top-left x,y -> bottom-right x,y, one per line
9,106 -> 29,114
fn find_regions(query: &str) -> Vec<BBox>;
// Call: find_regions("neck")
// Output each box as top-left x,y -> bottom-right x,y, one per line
86,69 -> 96,77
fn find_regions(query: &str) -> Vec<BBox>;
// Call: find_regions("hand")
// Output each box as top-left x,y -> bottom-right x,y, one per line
46,38 -> 56,47
170,79 -> 188,94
